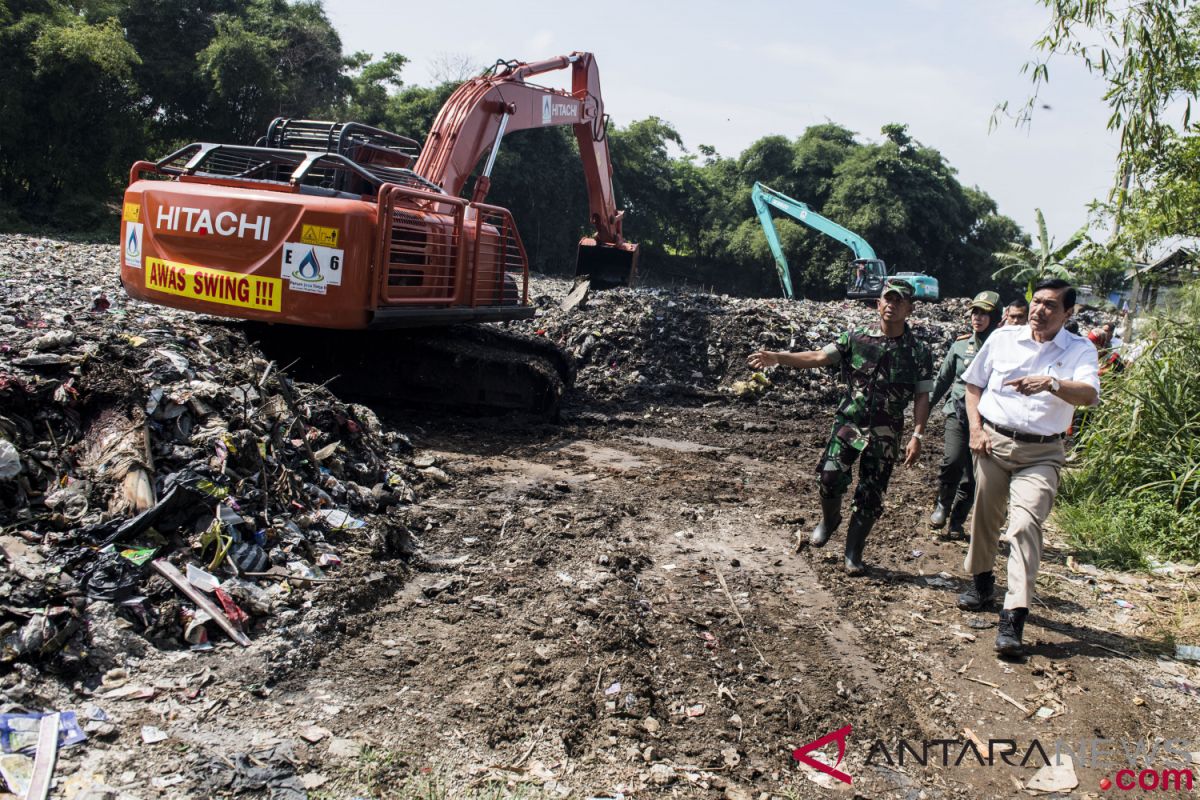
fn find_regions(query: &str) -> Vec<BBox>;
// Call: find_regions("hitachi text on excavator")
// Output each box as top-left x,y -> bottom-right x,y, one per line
119,52 -> 638,415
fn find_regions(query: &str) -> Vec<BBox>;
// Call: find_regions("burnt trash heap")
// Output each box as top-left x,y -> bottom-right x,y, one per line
511,277 -> 979,409
0,234 -> 434,685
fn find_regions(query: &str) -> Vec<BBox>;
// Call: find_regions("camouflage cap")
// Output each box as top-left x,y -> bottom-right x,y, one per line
882,277 -> 915,300
969,290 -> 1000,311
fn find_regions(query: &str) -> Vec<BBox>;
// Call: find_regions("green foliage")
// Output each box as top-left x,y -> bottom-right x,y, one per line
0,0 -> 345,225
0,6 -> 143,225
1000,0 -> 1199,180
991,208 -> 1087,300
1055,497 -> 1200,570
339,51 -> 409,126
198,0 -> 345,144
1003,1 -> 1200,252
1058,280 -> 1200,564
608,116 -> 685,255
484,126 -> 589,274
732,124 -> 1024,297
1071,244 -> 1131,298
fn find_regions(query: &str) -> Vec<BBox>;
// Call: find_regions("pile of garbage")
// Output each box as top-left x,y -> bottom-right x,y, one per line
520,278 -> 976,407
0,235 -> 430,678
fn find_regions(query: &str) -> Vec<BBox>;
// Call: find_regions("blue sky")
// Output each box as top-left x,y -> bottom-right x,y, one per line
323,0 -> 1119,245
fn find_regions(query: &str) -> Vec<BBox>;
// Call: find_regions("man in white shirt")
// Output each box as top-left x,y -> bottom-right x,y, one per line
955,279 -> 1100,656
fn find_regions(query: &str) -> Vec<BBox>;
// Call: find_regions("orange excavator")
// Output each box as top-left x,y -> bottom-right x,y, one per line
119,52 -> 638,415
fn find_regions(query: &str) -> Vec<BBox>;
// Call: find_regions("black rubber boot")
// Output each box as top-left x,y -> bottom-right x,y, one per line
946,521 -> 967,540
956,571 -> 995,611
995,607 -> 1029,657
948,496 -> 973,532
843,515 -> 874,576
809,494 -> 843,548
929,501 -> 948,529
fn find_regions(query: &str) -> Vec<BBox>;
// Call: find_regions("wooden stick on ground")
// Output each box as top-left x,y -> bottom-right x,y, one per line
965,676 -> 1000,688
25,712 -> 60,800
993,688 -> 1030,714
152,559 -> 251,647
714,569 -> 772,668
963,727 -> 987,753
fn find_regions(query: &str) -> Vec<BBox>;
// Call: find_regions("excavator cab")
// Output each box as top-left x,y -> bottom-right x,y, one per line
846,258 -> 888,299
575,238 -> 639,289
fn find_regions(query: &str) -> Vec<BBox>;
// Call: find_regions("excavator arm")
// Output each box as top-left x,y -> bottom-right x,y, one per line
751,182 -> 890,300
750,182 -> 797,299
752,182 -> 878,260
415,52 -> 637,287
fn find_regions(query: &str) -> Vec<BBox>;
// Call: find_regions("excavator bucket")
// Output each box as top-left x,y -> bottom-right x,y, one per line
576,238 -> 639,289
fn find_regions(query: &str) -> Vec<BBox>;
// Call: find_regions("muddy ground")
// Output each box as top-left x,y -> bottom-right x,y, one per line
3,234 -> 1199,799
42,399 -> 1200,800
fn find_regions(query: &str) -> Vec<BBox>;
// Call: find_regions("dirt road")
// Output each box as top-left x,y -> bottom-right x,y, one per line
68,402 -> 1199,799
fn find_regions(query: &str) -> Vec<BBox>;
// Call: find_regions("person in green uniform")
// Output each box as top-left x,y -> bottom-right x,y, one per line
748,278 -> 933,575
928,291 -> 1002,537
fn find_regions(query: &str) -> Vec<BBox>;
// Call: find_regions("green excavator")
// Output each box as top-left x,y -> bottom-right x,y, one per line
751,181 -> 939,301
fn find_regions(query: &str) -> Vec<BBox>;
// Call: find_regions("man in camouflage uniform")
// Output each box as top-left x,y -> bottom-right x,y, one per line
928,291 -> 1002,538
749,278 -> 933,575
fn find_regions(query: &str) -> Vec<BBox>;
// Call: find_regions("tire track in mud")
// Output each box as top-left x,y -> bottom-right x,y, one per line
237,409 -> 1199,799
254,415 -> 961,796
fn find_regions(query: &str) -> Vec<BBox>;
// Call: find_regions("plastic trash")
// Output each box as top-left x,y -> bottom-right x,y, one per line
0,439 -> 20,480
79,550 -> 145,601
0,712 -> 86,754
317,509 -> 365,530
1176,644 -> 1200,662
185,563 -> 221,593
221,578 -> 273,616
230,541 -> 268,573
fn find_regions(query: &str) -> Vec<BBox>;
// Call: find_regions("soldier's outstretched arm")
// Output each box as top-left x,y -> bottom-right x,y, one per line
747,349 -> 836,370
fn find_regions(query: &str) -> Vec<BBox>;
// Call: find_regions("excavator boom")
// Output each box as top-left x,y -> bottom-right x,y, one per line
417,52 -> 637,287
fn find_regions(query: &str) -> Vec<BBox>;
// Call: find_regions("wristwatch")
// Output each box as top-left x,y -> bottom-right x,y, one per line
1049,378 -> 1062,394
911,431 -> 924,441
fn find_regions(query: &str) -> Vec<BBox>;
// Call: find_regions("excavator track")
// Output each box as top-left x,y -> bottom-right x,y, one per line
239,323 -> 575,419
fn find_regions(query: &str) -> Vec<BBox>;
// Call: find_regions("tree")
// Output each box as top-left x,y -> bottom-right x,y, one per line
0,4 -> 143,225
790,123 -> 858,210
1072,244 -> 1131,299
485,126 -> 589,275
992,209 -> 1088,299
119,0 -> 240,150
608,117 -> 685,259
1001,0 -> 1200,243
198,0 -> 345,144
426,52 -> 480,85
338,51 -> 408,127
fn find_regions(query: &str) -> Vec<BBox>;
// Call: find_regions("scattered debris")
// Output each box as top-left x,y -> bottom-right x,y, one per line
139,725 -> 168,744
1025,755 -> 1078,793
152,560 -> 250,647
1176,644 -> 1200,662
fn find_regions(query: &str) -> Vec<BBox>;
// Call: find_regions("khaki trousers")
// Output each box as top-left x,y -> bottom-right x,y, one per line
964,427 -> 1066,609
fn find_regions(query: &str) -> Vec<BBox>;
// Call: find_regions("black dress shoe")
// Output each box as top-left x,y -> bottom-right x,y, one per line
956,571 -> 995,611
995,607 -> 1029,656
